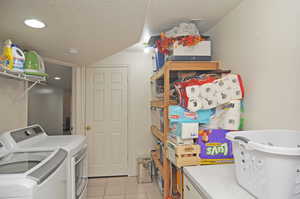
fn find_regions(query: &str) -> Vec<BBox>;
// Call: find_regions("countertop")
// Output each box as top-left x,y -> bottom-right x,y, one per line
183,164 -> 255,199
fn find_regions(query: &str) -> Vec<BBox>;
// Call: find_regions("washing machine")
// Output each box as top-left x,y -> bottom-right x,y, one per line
0,138 -> 68,199
0,125 -> 88,199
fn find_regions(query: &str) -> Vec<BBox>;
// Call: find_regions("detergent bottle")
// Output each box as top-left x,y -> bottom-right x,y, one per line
24,51 -> 48,77
11,44 -> 25,73
1,40 -> 14,70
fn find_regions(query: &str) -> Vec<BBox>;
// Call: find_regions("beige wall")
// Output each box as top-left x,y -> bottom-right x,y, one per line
90,50 -> 153,176
0,78 -> 27,133
208,0 -> 300,130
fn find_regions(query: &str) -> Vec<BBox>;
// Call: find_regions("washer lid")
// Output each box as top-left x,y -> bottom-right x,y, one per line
0,151 -> 52,174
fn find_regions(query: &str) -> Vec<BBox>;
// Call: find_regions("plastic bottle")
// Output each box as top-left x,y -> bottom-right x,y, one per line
2,40 -> 14,70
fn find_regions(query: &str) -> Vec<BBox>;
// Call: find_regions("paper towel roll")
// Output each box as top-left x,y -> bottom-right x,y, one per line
186,85 -> 201,98
187,97 -> 203,112
199,83 -> 217,98
227,100 -> 241,113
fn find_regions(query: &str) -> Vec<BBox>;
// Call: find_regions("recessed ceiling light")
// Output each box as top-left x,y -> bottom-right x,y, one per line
24,19 -> 46,29
54,77 -> 61,80
69,48 -> 79,54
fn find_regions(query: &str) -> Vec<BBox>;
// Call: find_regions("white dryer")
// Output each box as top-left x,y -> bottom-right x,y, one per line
0,125 -> 88,199
0,139 -> 68,199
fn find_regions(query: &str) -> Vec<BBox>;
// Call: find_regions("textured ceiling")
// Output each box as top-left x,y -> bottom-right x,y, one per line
0,0 -> 241,65
0,0 -> 148,65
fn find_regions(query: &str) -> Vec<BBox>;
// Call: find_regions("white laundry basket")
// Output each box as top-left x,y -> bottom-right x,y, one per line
227,130 -> 300,199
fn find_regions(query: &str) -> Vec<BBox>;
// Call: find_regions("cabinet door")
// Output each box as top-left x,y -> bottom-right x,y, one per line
184,176 -> 205,199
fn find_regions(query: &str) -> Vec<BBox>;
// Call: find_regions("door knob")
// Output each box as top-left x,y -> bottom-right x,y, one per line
86,125 -> 91,131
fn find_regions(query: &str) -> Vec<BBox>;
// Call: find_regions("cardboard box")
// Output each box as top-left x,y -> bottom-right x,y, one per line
170,122 -> 199,140
172,41 -> 211,56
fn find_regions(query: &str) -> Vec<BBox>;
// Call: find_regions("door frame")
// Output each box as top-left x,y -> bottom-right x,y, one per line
80,65 -> 129,176
41,58 -> 79,135
72,66 -> 86,136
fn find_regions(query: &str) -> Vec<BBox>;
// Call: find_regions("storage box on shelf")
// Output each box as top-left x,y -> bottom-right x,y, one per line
167,40 -> 212,62
167,141 -> 201,168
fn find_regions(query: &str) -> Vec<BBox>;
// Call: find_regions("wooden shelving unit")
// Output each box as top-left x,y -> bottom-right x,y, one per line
151,99 -> 177,108
151,125 -> 163,141
151,151 -> 164,175
150,61 -> 220,199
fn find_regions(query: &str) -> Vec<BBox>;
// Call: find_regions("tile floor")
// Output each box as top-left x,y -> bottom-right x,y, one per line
88,176 -> 163,199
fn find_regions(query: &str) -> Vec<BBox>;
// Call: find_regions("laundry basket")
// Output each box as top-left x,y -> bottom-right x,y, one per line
227,130 -> 300,199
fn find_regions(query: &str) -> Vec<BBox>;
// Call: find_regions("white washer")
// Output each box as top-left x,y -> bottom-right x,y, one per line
0,139 -> 68,199
0,125 -> 88,199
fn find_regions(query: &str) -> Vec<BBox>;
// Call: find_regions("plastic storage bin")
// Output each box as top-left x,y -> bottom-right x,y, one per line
227,130 -> 300,199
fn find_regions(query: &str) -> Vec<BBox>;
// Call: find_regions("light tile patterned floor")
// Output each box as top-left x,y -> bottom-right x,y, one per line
88,177 -> 163,199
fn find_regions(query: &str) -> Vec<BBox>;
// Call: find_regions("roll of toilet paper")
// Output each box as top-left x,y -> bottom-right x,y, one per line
187,97 -> 203,112
219,100 -> 241,130
220,114 -> 240,130
201,97 -> 218,110
214,78 -> 231,92
227,100 -> 241,113
186,85 -> 201,98
215,90 -> 231,105
226,74 -> 240,85
199,83 -> 218,98
216,74 -> 241,93
231,86 -> 243,100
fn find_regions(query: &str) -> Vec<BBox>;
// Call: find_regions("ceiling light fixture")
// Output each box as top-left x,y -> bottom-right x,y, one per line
69,48 -> 79,54
54,77 -> 61,80
24,19 -> 46,29
144,47 -> 150,54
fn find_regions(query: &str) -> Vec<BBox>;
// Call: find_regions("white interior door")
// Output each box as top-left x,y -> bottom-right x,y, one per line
86,67 -> 128,177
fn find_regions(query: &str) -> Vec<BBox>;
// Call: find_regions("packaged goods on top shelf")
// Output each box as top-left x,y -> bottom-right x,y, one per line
0,39 -> 48,80
148,23 -> 212,72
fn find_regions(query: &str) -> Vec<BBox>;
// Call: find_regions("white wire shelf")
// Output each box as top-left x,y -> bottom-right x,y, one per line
0,70 -> 47,101
0,70 -> 46,83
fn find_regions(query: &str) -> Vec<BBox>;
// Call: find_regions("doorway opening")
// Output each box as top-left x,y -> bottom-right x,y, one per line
27,62 -> 72,135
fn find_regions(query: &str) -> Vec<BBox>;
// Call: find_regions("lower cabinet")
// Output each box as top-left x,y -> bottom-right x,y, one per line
184,175 -> 206,199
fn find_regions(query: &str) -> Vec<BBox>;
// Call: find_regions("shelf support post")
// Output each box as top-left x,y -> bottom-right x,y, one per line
163,65 -> 171,199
